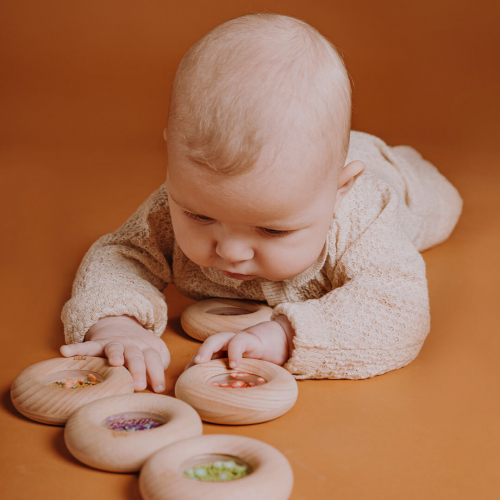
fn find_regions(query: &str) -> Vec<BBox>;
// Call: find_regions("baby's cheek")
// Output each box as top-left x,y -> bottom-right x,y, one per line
174,225 -> 213,267
260,243 -> 316,280
187,241 -> 214,268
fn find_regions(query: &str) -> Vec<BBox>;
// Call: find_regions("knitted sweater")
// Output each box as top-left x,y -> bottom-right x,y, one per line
61,131 -> 463,380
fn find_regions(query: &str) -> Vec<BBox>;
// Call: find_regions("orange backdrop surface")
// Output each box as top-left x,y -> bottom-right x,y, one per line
1,1 -> 499,499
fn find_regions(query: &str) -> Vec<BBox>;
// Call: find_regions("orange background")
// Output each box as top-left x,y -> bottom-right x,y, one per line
1,1 -> 499,499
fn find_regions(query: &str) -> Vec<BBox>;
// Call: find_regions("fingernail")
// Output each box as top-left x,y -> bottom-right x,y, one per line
194,355 -> 201,363
156,385 -> 164,392
230,361 -> 236,368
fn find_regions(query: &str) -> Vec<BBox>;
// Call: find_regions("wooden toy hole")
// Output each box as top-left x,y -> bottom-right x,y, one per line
102,411 -> 168,432
42,370 -> 104,388
207,372 -> 267,388
182,454 -> 252,481
206,307 -> 253,316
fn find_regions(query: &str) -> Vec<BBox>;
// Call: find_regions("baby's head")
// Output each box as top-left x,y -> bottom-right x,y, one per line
165,13 -> 364,281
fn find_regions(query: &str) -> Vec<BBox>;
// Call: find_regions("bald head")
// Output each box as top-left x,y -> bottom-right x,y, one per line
166,13 -> 351,177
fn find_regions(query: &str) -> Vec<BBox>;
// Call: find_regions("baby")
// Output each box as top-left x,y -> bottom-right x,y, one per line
60,13 -> 462,393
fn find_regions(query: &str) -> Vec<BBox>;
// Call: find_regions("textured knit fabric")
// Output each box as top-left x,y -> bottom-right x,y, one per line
61,131 -> 463,380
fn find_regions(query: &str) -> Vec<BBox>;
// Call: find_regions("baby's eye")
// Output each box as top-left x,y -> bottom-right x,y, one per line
259,227 -> 292,238
183,211 -> 214,223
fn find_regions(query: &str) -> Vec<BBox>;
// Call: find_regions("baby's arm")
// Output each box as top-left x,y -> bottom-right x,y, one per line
60,185 -> 174,391
275,175 -> 430,380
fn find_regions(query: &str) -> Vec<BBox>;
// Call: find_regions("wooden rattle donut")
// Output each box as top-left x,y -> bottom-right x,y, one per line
10,356 -> 134,425
64,393 -> 203,472
180,298 -> 273,341
139,434 -> 294,500
175,358 -> 298,425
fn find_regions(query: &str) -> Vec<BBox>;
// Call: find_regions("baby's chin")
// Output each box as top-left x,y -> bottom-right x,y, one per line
221,271 -> 259,281
220,269 -> 304,282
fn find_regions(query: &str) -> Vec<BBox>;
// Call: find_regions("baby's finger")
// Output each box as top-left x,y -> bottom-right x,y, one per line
157,342 -> 171,370
194,332 -> 236,364
123,346 -> 147,391
143,348 -> 166,393
184,354 -> 197,371
60,341 -> 104,358
227,332 -> 255,368
184,349 -> 226,372
104,342 -> 125,367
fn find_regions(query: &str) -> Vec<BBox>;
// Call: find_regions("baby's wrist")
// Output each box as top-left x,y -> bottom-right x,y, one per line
246,318 -> 293,366
272,315 -> 295,346
85,315 -> 142,341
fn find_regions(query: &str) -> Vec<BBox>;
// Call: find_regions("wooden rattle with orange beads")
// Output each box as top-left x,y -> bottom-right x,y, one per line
178,299 -> 298,425
175,357 -> 298,425
10,356 -> 135,425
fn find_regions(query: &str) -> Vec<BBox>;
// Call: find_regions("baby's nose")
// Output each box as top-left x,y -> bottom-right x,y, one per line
215,238 -> 254,263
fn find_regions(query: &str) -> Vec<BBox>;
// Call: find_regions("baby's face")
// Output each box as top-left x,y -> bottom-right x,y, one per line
166,140 -> 339,282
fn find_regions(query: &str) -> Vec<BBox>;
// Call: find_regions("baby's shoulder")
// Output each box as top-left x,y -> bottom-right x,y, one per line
142,183 -> 170,213
128,183 -> 172,226
347,129 -> 387,154
331,170 -> 398,250
111,183 -> 172,239
140,183 -> 173,235
339,170 -> 395,217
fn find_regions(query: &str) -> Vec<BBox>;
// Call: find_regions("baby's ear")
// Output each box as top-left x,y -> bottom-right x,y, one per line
334,160 -> 365,211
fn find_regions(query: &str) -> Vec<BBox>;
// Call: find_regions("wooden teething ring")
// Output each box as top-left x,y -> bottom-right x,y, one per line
10,356 -> 134,425
175,358 -> 298,425
180,298 -> 273,341
139,434 -> 294,500
64,393 -> 203,472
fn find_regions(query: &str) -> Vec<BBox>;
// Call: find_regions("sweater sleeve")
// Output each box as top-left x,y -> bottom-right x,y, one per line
61,184 -> 174,344
271,175 -> 431,380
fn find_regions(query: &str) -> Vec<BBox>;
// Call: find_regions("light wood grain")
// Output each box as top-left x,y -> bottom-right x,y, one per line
64,393 -> 203,472
10,356 -> 134,425
175,358 -> 298,425
181,299 -> 273,341
139,434 -> 294,500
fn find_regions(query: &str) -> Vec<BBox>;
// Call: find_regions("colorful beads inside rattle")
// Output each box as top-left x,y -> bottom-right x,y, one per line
108,418 -> 160,432
50,373 -> 98,389
184,460 -> 248,481
103,411 -> 167,432
208,372 -> 267,388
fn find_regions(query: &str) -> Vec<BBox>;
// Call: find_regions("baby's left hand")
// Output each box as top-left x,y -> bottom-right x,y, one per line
184,316 -> 295,371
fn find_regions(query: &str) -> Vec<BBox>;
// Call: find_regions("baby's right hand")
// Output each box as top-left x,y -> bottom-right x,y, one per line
60,316 -> 170,393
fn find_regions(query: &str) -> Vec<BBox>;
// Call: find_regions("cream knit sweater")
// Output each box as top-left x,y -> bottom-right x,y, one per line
61,131 -> 463,380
